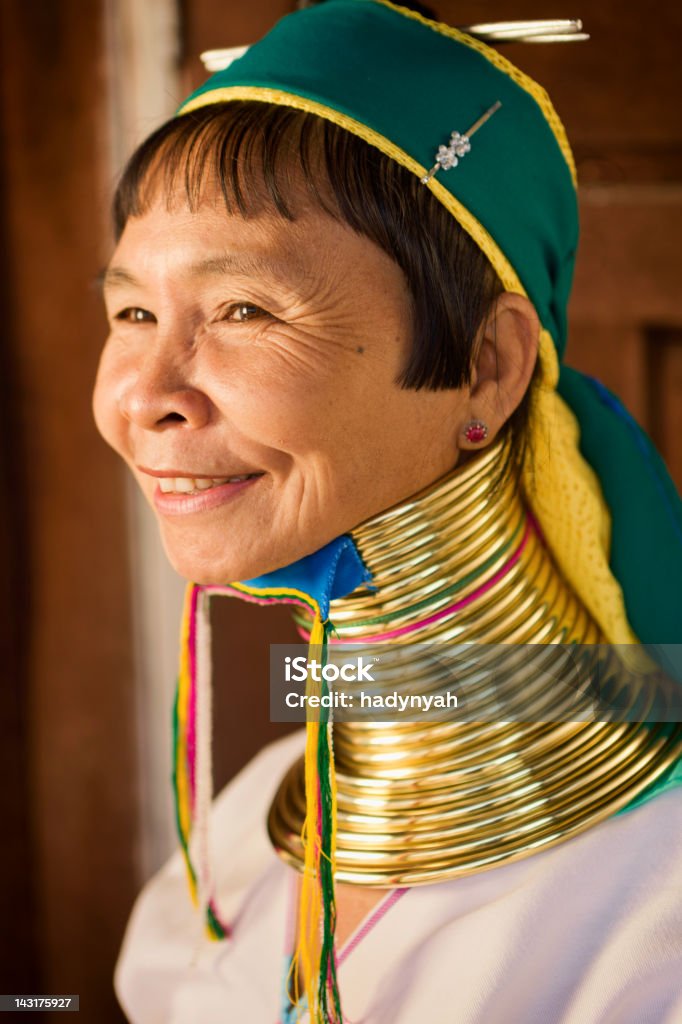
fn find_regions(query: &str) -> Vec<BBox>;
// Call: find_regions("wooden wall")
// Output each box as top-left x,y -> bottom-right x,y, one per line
0,2 -> 137,1020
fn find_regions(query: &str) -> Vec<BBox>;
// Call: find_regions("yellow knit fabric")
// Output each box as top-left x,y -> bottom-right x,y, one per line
530,333 -> 640,647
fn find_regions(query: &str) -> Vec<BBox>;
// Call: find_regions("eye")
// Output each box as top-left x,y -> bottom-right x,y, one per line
222,303 -> 271,323
114,307 -> 156,324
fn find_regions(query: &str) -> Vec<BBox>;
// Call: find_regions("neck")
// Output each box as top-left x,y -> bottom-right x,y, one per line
333,435 -> 599,644
268,437 -> 680,885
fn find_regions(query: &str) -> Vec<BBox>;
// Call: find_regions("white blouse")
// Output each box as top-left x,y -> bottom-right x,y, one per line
115,731 -> 682,1024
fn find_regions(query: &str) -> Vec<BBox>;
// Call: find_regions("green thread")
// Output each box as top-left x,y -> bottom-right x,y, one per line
340,514 -> 525,630
316,621 -> 343,1023
171,681 -> 194,878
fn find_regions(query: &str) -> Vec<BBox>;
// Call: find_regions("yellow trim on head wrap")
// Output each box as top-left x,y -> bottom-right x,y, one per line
375,0 -> 577,187
178,85 -> 643,655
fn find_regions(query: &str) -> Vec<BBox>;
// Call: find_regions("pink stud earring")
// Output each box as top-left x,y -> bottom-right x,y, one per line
463,419 -> 489,444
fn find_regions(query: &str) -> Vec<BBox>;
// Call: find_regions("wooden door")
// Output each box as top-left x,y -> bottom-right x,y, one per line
0,2 -> 137,1019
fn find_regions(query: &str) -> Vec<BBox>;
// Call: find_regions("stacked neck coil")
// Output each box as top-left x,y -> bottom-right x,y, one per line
268,437 -> 682,885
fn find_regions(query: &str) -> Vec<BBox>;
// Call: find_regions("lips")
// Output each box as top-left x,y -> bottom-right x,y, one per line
149,472 -> 265,516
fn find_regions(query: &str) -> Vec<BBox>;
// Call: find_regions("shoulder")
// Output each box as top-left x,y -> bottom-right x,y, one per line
337,789 -> 682,1024
115,731 -> 305,1021
121,727 -> 304,913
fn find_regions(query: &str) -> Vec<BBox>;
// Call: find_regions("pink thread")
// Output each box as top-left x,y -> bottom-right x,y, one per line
280,876 -> 409,1021
186,585 -> 201,807
337,887 -> 409,966
188,584 -> 232,937
298,518 -> 534,645
526,508 -> 545,545
203,584 -> 316,615
317,782 -> 323,850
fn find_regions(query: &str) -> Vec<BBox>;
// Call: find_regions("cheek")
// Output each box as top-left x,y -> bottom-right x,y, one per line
92,346 -> 128,456
205,340 -> 374,455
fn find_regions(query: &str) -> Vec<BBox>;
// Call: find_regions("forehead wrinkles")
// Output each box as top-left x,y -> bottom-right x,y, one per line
107,198 -> 346,298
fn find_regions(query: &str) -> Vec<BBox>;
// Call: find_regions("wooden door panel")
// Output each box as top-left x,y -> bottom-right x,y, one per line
565,325 -> 647,425
647,330 -> 682,488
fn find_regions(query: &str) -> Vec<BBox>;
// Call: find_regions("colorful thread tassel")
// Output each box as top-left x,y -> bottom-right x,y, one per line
172,582 -> 230,940
292,614 -> 343,1023
173,583 -> 344,1021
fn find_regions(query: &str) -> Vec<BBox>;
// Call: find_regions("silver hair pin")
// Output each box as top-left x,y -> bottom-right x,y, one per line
200,19 -> 589,74
420,100 -> 501,184
200,45 -> 249,72
459,19 -> 588,44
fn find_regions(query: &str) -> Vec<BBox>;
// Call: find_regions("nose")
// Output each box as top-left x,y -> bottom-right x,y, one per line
117,340 -> 212,431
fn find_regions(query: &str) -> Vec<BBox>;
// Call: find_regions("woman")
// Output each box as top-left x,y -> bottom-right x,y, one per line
94,2 -> 682,1021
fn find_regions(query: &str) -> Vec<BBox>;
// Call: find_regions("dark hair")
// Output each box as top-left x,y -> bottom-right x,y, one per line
113,102 -> 537,474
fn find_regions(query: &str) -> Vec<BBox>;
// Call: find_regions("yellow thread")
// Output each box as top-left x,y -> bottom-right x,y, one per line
327,725 -> 338,878
286,955 -> 299,1007
230,579 -> 319,607
176,583 -> 195,842
297,718 -> 321,1020
291,612 -> 327,1022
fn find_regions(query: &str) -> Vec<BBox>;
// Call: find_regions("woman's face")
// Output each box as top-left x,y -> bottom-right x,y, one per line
93,186 -> 470,583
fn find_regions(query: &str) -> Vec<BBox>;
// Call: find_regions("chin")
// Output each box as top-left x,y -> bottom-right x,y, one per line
161,533 -> 310,586
164,549 -> 255,586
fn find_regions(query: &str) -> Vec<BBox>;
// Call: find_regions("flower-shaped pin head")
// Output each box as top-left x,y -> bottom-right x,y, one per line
434,131 -> 472,171
421,101 -> 501,184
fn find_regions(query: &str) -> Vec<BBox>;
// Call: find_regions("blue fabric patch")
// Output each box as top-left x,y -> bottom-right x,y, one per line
243,534 -> 373,619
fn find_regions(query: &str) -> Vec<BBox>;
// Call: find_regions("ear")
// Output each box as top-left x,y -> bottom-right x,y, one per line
456,292 -> 540,453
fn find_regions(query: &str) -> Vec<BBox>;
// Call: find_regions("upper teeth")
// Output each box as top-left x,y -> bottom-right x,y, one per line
157,475 -> 255,494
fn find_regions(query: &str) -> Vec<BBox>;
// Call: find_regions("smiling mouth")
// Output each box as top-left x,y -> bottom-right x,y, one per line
157,473 -> 264,495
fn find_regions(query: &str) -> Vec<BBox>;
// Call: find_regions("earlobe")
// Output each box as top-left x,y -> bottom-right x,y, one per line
461,293 -> 539,444
462,419 -> 489,444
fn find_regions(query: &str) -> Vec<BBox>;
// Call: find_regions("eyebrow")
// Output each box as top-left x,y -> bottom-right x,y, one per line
99,252 -> 301,291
